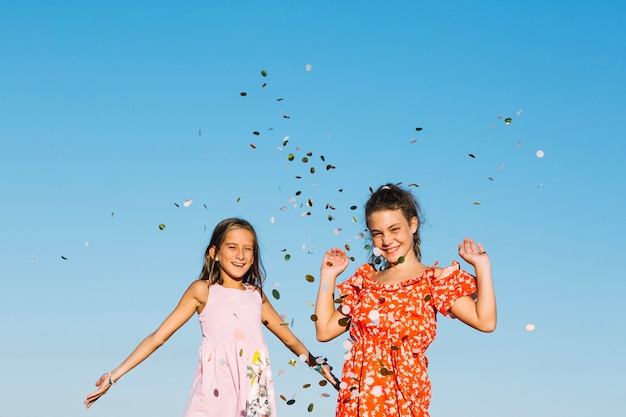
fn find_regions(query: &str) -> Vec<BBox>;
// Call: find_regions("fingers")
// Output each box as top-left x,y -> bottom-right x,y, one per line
458,238 -> 487,255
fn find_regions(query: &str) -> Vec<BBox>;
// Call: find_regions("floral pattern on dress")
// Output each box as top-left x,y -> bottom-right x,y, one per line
335,261 -> 477,417
246,349 -> 273,417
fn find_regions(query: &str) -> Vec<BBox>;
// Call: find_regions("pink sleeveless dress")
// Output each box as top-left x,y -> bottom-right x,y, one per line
183,283 -> 276,417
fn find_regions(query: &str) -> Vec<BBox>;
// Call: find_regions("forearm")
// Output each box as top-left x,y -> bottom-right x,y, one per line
109,333 -> 165,382
314,273 -> 340,341
473,264 -> 497,332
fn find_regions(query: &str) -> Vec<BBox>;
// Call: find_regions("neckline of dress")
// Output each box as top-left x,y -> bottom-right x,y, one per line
362,263 -> 437,288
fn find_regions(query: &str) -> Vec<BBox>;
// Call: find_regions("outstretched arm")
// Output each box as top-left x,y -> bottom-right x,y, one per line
449,238 -> 497,333
261,295 -> 340,390
314,248 -> 351,342
84,280 -> 207,408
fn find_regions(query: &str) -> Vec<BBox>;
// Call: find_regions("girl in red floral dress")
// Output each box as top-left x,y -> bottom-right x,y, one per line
314,184 -> 497,417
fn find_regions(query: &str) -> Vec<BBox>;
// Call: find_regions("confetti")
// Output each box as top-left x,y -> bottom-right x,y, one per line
308,403 -> 314,412
409,138 -> 417,144
305,274 -> 315,282
61,256 -> 68,260
284,254 -> 291,261
183,200 -> 192,207
272,289 -> 280,299
536,149 -> 545,158
504,117 -> 512,124
261,69 -> 267,77
468,153 -> 476,158
240,92 -> 247,96
250,144 -> 257,149
526,323 -> 535,331
415,127 -> 423,131
159,223 -> 166,230
305,63 -> 312,71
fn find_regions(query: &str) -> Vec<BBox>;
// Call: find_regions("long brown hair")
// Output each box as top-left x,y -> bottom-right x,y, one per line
365,183 -> 424,266
198,218 -> 265,288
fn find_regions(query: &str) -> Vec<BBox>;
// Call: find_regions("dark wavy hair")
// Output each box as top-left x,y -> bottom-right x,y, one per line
365,183 -> 424,265
198,218 -> 265,288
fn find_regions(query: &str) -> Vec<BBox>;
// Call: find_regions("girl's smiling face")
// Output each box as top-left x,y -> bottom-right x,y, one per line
211,228 -> 255,284
367,209 -> 418,264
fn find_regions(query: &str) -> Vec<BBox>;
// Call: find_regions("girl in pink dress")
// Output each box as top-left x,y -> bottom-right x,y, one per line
314,184 -> 497,417
85,218 -> 338,416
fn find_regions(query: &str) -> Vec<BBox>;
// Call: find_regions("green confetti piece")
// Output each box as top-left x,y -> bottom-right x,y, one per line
261,69 -> 267,77
284,254 -> 291,261
397,256 -> 405,264
272,289 -> 280,299
305,274 -> 315,282
308,403 -> 314,412
158,223 -> 166,230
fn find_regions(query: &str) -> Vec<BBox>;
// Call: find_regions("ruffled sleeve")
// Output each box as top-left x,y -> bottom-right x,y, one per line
335,264 -> 374,316
429,261 -> 477,316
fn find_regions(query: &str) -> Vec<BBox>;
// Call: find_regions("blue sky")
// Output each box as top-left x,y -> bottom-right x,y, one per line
1,1 -> 625,416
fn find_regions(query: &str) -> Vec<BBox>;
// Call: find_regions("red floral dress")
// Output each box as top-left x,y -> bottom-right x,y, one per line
335,261 -> 477,417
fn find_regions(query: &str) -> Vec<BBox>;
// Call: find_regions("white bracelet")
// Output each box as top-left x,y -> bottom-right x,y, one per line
108,372 -> 116,385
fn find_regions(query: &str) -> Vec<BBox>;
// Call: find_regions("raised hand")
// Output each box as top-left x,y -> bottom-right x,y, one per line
320,248 -> 350,278
458,238 -> 489,267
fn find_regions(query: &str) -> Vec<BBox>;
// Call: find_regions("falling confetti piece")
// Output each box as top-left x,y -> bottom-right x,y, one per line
526,323 -> 535,331
397,256 -> 405,264
305,63 -> 312,71
84,241 -> 90,247
319,380 -> 328,386
272,289 -> 280,299
424,294 -> 432,302
409,138 -> 417,144
159,223 -> 166,230
517,109 -> 523,116
373,247 -> 382,256
408,183 -> 419,188
250,144 -> 257,149
61,256 -> 68,260
504,117 -> 512,124
240,92 -> 247,96
468,153 -> 476,158
473,202 -> 481,205
536,149 -> 545,158
183,200 -> 192,207
305,274 -> 315,282
415,127 -> 423,131
287,399 -> 296,405
237,196 -> 241,203
326,164 -> 336,170
284,254 -> 291,261
308,403 -> 314,412
310,314 -> 318,322
261,69 -> 267,77
288,359 -> 297,367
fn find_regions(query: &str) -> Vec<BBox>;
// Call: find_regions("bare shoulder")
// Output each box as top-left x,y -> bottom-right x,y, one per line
187,279 -> 210,301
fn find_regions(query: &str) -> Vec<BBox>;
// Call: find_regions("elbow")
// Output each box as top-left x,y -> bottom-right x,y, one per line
478,319 -> 497,333
315,327 -> 334,343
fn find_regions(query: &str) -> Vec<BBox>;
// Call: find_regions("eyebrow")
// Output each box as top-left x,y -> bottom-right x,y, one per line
370,223 -> 402,232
